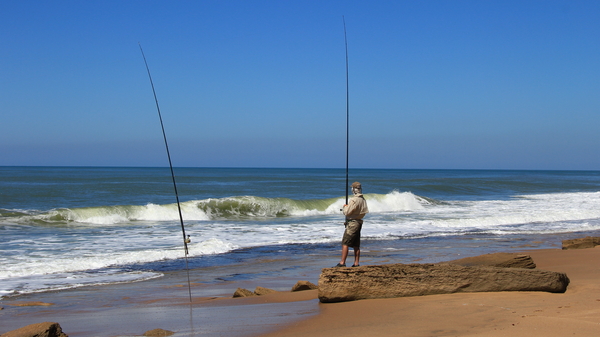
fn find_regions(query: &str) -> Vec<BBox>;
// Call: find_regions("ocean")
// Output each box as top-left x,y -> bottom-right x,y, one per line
2,166 -> 600,300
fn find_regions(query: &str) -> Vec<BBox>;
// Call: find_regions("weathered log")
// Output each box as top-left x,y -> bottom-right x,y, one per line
443,253 -> 536,269
318,263 -> 569,303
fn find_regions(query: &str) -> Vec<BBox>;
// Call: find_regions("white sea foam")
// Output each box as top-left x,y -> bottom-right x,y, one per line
0,235 -> 237,298
363,191 -> 600,238
32,202 -> 211,225
133,202 -> 211,221
366,191 -> 426,213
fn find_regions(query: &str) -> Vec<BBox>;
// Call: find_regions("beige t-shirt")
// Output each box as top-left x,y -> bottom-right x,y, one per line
343,193 -> 369,220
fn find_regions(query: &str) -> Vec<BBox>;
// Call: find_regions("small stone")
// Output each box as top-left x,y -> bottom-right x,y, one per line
9,301 -> 54,307
232,287 -> 256,298
291,280 -> 318,291
0,322 -> 68,337
143,328 -> 174,336
254,286 -> 276,296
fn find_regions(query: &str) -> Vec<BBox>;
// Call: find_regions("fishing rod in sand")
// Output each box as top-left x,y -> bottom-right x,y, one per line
343,16 -> 350,205
138,43 -> 193,303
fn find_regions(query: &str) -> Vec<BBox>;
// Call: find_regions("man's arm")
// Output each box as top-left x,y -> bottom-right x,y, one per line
343,198 -> 359,217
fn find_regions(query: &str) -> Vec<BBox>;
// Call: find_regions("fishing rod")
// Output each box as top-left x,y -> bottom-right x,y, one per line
343,16 -> 350,205
138,43 -> 193,302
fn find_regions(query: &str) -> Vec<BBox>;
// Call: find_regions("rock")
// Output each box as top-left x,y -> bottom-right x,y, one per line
143,328 -> 174,336
0,322 -> 68,337
562,236 -> 600,250
254,286 -> 276,296
443,253 -> 536,269
291,280 -> 318,292
232,288 -> 256,298
8,302 -> 54,307
318,263 -> 570,303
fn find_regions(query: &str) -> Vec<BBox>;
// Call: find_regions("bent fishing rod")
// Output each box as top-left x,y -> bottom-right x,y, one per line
139,43 -> 193,302
343,16 -> 350,205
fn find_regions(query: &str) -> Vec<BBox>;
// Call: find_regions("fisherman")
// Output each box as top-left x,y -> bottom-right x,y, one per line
335,181 -> 369,267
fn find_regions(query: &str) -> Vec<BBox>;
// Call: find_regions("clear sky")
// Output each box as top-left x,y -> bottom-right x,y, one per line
1,0 -> 599,170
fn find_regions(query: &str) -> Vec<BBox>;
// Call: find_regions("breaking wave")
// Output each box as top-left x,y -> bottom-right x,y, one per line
5,191 -> 426,225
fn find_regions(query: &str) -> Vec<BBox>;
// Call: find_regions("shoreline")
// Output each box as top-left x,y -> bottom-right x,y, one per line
2,244 -> 600,336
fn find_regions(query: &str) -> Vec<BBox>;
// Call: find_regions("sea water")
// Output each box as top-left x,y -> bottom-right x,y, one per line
2,167 -> 600,299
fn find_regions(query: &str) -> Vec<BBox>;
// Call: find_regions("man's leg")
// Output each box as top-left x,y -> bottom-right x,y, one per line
340,244 -> 349,265
352,247 -> 360,266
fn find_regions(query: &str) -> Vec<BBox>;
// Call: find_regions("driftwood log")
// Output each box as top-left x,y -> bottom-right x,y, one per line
318,262 -> 569,303
442,252 -> 536,269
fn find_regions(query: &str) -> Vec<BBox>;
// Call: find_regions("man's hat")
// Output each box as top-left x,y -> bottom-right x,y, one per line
351,181 -> 362,188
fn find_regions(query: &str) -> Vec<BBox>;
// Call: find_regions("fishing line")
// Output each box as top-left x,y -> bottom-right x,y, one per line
138,43 -> 193,303
343,16 -> 350,205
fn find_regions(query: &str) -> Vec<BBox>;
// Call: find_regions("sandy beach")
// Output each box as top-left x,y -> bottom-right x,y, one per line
1,245 -> 599,336
262,246 -> 600,336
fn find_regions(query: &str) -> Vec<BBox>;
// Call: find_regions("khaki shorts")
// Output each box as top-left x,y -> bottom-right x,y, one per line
342,219 -> 363,248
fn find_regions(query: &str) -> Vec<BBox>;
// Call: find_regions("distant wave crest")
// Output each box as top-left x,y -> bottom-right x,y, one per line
10,191 -> 427,225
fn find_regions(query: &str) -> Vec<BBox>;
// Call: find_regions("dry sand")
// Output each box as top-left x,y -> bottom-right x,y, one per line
261,246 -> 600,336
1,247 -> 599,336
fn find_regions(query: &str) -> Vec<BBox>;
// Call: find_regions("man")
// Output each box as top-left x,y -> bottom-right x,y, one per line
335,181 -> 369,267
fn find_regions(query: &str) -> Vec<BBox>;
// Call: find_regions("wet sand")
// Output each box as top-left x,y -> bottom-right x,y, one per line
1,246 -> 599,336
0,261 -> 322,337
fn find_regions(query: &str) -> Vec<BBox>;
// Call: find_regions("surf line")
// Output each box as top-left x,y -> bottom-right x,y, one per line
138,43 -> 193,303
343,16 -> 350,204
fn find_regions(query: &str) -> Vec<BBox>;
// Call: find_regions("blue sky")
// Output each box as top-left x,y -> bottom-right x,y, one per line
1,0 -> 599,169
